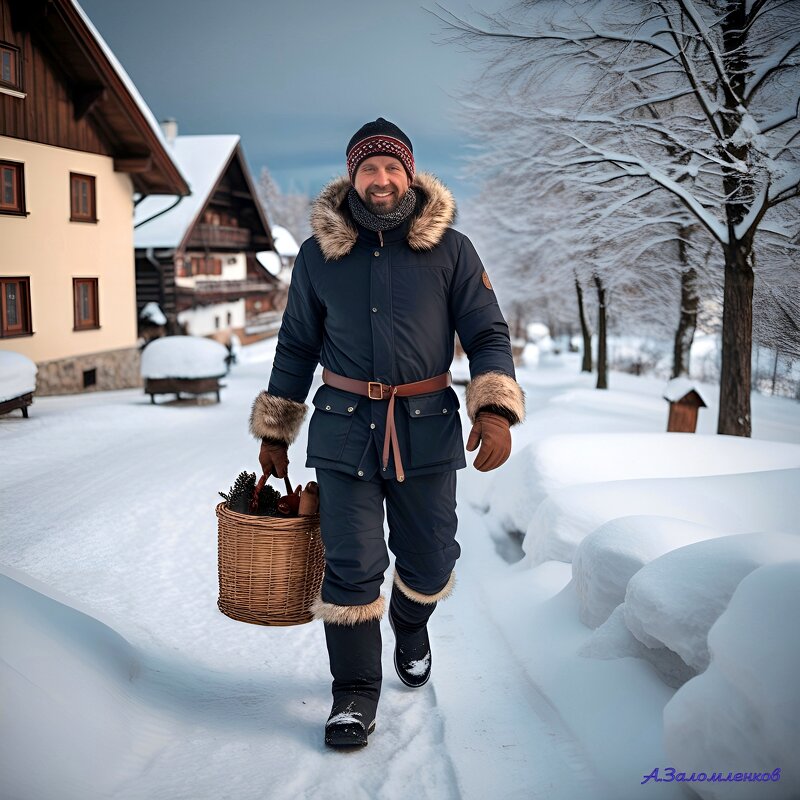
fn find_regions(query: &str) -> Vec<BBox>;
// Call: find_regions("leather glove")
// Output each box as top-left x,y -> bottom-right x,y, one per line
466,411 -> 512,472
259,437 -> 289,478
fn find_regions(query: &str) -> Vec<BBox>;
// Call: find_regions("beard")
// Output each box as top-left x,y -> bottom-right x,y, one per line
363,186 -> 402,215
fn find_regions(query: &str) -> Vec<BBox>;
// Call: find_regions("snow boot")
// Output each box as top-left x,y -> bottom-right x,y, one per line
389,583 -> 436,688
323,618 -> 382,748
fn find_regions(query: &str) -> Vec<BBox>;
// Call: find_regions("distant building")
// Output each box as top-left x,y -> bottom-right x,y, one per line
0,0 -> 189,395
133,127 -> 284,344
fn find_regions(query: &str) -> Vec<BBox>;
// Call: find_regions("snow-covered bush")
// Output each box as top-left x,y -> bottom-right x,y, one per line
572,516 -> 725,628
0,351 -> 37,402
663,562 -> 800,799
140,335 -> 228,380
623,532 -> 800,674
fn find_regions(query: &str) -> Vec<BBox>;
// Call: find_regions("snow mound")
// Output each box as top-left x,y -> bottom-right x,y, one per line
524,467 -> 800,567
663,562 -> 800,798
0,350 -> 37,402
140,335 -> 228,379
572,515 -> 726,628
139,302 -> 167,326
623,532 -> 800,673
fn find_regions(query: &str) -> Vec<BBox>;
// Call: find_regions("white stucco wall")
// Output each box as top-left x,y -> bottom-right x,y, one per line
177,299 -> 245,337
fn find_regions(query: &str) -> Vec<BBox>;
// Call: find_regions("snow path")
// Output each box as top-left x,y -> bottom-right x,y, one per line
0,341 -> 603,799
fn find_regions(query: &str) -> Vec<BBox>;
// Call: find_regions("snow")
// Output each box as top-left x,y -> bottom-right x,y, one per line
0,350 -> 37,402
140,335 -> 229,379
406,653 -> 431,677
623,532 -> 800,673
139,301 -> 167,326
663,376 -> 704,403
133,136 -> 240,248
271,225 -> 300,258
663,562 -> 800,797
256,250 -> 282,276
1,349 -> 799,799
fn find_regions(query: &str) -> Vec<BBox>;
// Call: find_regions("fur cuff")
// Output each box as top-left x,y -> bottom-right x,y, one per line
394,571 -> 455,605
311,594 -> 385,625
465,371 -> 525,426
249,391 -> 307,444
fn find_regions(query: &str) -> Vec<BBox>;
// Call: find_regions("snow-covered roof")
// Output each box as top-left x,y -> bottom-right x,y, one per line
139,302 -> 167,326
271,225 -> 300,258
134,135 -> 240,249
256,251 -> 282,277
663,377 -> 706,404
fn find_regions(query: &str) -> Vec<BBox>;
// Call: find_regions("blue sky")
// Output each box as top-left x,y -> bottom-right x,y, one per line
78,0 -> 506,202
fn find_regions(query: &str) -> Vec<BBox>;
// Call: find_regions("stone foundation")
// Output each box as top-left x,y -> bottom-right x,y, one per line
36,347 -> 142,396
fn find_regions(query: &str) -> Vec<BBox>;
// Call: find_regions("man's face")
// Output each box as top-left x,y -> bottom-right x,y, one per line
354,156 -> 410,214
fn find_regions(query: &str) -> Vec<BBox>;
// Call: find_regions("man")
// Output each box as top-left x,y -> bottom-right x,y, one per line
250,118 -> 525,748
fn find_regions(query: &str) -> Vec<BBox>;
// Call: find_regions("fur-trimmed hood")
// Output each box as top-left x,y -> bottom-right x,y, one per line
310,172 -> 457,261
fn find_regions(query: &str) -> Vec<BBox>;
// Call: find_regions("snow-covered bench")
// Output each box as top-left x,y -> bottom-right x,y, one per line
140,336 -> 229,405
0,351 -> 37,419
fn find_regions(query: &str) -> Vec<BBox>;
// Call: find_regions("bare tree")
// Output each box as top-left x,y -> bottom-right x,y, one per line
256,166 -> 312,244
438,0 -> 800,435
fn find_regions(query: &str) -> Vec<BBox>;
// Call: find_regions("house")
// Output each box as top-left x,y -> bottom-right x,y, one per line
133,125 -> 284,344
0,0 -> 189,395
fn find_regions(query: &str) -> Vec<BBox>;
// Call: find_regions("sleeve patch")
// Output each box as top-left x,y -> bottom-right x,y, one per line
482,270 -> 493,290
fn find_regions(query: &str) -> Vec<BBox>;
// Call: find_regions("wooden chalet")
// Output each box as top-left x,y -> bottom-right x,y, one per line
134,127 -> 285,343
0,0 -> 189,395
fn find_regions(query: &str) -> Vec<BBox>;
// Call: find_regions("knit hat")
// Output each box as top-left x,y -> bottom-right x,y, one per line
346,117 -> 415,183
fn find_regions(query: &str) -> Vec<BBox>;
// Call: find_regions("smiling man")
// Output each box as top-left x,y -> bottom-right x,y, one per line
251,117 -> 525,748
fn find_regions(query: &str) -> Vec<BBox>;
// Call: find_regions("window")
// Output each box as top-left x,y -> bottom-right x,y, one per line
0,277 -> 32,337
0,160 -> 25,215
70,173 -> 96,222
0,43 -> 21,91
73,278 -> 99,330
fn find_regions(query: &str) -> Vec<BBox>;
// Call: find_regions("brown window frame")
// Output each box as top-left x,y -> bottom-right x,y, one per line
70,172 -> 97,223
0,160 -> 26,215
73,277 -> 100,330
0,42 -> 22,92
0,276 -> 33,338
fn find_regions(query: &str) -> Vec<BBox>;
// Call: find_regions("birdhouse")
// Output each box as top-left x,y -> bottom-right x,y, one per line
663,378 -> 707,433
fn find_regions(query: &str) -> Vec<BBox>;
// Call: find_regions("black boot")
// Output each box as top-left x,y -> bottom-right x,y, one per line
389,583 -> 436,688
323,618 -> 382,747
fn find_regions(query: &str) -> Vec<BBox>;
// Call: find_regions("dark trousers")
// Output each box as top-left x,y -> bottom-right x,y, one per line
316,468 -> 460,606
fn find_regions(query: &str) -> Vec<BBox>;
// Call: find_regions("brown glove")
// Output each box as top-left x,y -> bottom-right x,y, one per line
466,411 -> 512,472
259,437 -> 289,478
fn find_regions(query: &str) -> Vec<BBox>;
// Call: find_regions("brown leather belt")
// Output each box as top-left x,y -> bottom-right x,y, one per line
321,367 -> 451,482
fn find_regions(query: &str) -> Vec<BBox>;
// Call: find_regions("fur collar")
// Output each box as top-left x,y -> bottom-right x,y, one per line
310,172 -> 456,261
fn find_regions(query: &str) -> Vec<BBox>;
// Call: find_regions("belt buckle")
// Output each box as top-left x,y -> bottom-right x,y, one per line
368,381 -> 384,400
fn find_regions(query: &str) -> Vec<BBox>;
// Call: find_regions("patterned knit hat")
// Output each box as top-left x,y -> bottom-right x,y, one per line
346,117 -> 415,183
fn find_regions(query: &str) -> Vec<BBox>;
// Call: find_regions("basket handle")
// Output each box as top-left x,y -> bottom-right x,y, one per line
251,471 -> 296,513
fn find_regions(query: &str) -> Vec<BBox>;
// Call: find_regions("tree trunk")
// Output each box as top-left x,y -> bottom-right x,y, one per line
717,245 -> 754,436
594,274 -> 607,389
672,268 -> 698,378
575,277 -> 592,372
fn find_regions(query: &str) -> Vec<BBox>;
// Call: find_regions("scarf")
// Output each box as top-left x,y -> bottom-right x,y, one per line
347,187 -> 417,232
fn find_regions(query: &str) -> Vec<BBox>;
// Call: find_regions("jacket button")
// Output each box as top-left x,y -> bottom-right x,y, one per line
325,405 -> 331,410
373,251 -> 380,257
372,307 -> 378,313
347,406 -> 354,412
414,409 -> 420,415
357,470 -> 364,477
370,423 -> 376,429
442,408 -> 448,413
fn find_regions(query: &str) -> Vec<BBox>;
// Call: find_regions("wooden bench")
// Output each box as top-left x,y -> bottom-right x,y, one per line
145,377 -> 225,404
0,392 -> 33,418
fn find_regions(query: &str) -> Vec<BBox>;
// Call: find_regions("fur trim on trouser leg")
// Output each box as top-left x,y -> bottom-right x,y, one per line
249,391 -> 307,444
311,595 -> 386,625
393,571 -> 455,605
465,371 -> 526,426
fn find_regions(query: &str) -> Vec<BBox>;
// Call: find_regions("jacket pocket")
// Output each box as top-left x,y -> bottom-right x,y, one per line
403,387 -> 463,469
308,385 -> 360,462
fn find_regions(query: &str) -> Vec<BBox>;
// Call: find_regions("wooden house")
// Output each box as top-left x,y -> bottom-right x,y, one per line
133,126 -> 285,343
0,0 -> 189,395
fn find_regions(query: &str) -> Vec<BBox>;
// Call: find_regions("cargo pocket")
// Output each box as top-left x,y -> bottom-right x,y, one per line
308,385 -> 360,462
403,387 -> 462,469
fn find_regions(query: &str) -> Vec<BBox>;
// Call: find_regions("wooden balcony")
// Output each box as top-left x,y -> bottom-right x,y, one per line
190,224 -> 251,248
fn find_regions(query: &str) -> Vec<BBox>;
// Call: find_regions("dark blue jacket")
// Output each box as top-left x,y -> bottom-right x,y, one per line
265,173 -> 522,481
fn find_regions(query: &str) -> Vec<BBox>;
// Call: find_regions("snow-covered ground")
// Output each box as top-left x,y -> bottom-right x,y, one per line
1,344 -> 799,799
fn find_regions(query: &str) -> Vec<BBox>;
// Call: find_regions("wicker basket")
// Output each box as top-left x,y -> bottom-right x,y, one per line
216,477 -> 324,626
